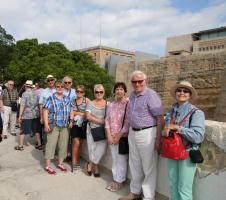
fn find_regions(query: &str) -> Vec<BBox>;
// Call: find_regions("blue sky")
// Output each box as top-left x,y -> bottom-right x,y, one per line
0,0 -> 226,56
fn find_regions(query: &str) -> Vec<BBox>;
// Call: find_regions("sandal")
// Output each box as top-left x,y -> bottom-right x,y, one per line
57,164 -> 67,172
45,166 -> 56,175
109,182 -> 123,192
35,145 -> 43,150
106,182 -> 115,191
14,146 -> 24,151
84,162 -> 92,176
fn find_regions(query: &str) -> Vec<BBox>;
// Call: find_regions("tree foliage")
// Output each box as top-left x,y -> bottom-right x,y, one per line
4,38 -> 114,98
0,25 -> 15,69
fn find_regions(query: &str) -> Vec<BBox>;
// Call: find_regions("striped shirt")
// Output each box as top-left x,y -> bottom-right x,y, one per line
44,93 -> 71,127
129,87 -> 163,129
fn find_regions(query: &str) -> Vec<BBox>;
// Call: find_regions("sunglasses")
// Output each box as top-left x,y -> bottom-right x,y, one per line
8,84 -> 14,86
76,90 -> 84,94
56,85 -> 63,88
64,82 -> 71,84
131,80 -> 144,84
47,79 -> 55,82
95,91 -> 104,94
176,88 -> 191,94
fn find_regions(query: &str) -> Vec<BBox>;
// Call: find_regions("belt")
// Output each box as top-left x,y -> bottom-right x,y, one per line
132,125 -> 156,131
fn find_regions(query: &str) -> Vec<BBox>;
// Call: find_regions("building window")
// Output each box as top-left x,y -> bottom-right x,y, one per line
210,46 -> 213,50
222,45 -> 225,49
206,47 -> 209,51
199,48 -> 202,51
214,46 -> 217,50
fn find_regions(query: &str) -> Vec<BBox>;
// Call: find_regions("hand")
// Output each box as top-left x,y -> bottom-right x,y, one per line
107,136 -> 114,145
113,134 -> 122,145
69,122 -> 73,129
18,116 -> 22,123
44,125 -> 51,133
155,137 -> 161,152
40,117 -> 43,124
165,124 -> 179,136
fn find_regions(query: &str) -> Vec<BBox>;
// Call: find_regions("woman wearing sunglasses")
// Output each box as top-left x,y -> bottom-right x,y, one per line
69,85 -> 90,170
85,84 -> 108,177
164,81 -> 205,200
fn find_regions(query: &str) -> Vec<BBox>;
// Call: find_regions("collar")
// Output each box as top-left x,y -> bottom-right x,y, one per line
132,87 -> 147,97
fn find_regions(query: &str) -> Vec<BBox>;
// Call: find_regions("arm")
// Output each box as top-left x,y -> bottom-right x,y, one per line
86,111 -> 104,125
155,115 -> 164,151
0,100 -> 3,112
18,104 -> 25,123
43,108 -> 51,133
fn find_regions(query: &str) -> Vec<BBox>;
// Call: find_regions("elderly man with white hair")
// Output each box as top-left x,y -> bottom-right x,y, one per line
63,76 -> 76,103
119,70 -> 163,200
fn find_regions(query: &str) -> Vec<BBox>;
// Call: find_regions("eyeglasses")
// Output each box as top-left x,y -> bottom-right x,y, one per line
47,79 -> 55,82
56,85 -> 63,88
95,91 -> 104,94
176,88 -> 191,94
64,82 -> 72,84
131,80 -> 144,84
76,90 -> 84,94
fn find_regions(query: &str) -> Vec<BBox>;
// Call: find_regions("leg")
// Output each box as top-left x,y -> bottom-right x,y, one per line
9,110 -> 17,134
72,138 -> 82,166
168,159 -> 179,200
2,106 -> 10,136
136,127 -> 157,200
58,127 -> 69,165
128,128 -> 144,195
178,158 -> 196,200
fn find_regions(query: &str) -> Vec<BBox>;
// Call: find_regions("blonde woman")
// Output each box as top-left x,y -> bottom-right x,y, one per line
85,84 -> 107,177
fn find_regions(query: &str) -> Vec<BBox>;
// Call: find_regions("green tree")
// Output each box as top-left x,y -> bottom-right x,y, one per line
0,25 -> 15,75
5,39 -> 114,98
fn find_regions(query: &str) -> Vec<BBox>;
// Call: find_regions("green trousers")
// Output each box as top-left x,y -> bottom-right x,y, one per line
167,157 -> 196,200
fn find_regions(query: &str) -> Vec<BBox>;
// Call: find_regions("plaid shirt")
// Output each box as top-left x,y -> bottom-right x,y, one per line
0,88 -> 19,107
43,93 -> 71,127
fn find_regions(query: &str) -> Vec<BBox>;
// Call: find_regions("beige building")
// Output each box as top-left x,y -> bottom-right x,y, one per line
80,45 -> 135,67
166,27 -> 226,56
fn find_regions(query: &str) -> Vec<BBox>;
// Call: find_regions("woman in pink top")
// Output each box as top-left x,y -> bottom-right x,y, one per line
105,82 -> 129,192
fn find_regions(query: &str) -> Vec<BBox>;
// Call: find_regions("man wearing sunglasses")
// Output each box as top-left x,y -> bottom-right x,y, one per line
39,75 -> 56,124
63,76 -> 76,103
119,70 -> 163,200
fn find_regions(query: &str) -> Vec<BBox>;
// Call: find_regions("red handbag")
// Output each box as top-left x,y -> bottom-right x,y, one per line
161,109 -> 195,160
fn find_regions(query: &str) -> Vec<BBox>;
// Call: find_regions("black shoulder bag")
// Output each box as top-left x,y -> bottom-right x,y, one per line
7,89 -> 17,112
118,102 -> 129,155
188,108 -> 204,164
90,102 -> 107,142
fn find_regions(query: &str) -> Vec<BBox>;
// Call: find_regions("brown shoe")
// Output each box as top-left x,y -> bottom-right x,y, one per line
118,192 -> 141,200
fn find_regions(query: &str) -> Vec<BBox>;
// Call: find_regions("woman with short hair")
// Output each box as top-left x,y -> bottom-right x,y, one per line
105,82 -> 129,192
85,84 -> 107,177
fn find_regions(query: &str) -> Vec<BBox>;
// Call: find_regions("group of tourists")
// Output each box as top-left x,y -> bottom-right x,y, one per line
0,70 -> 205,200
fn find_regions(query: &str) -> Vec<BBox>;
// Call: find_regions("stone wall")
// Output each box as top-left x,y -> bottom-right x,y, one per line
116,52 -> 226,120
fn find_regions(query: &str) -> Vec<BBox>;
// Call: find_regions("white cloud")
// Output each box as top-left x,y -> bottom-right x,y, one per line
0,0 -> 226,55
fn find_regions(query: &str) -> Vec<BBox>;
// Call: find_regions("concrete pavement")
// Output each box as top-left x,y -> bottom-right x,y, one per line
0,131 -> 130,200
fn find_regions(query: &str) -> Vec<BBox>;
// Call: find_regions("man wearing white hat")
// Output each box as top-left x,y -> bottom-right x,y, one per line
15,80 -> 42,150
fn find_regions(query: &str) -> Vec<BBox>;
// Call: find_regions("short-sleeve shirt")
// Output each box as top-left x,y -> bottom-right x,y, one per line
20,89 -> 40,119
0,88 -> 19,106
43,93 -> 71,127
63,88 -> 77,103
39,87 -> 56,105
86,102 -> 107,129
129,87 -> 163,129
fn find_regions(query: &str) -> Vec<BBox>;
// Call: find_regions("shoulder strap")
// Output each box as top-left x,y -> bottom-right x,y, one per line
189,108 -> 199,128
6,89 -> 12,103
121,101 -> 128,129
104,101 -> 107,119
75,99 -> 80,112
178,108 -> 197,126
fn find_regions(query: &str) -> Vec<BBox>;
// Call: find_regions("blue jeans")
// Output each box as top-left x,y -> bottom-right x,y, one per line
168,157 -> 196,200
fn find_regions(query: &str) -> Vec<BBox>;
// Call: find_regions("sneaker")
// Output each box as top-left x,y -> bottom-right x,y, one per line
118,193 -> 141,200
3,135 -> 7,139
11,133 -> 16,136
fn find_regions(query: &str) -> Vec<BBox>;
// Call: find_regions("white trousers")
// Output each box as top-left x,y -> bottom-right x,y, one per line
86,127 -> 107,164
110,144 -> 128,183
129,127 -> 158,200
2,106 -> 17,136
